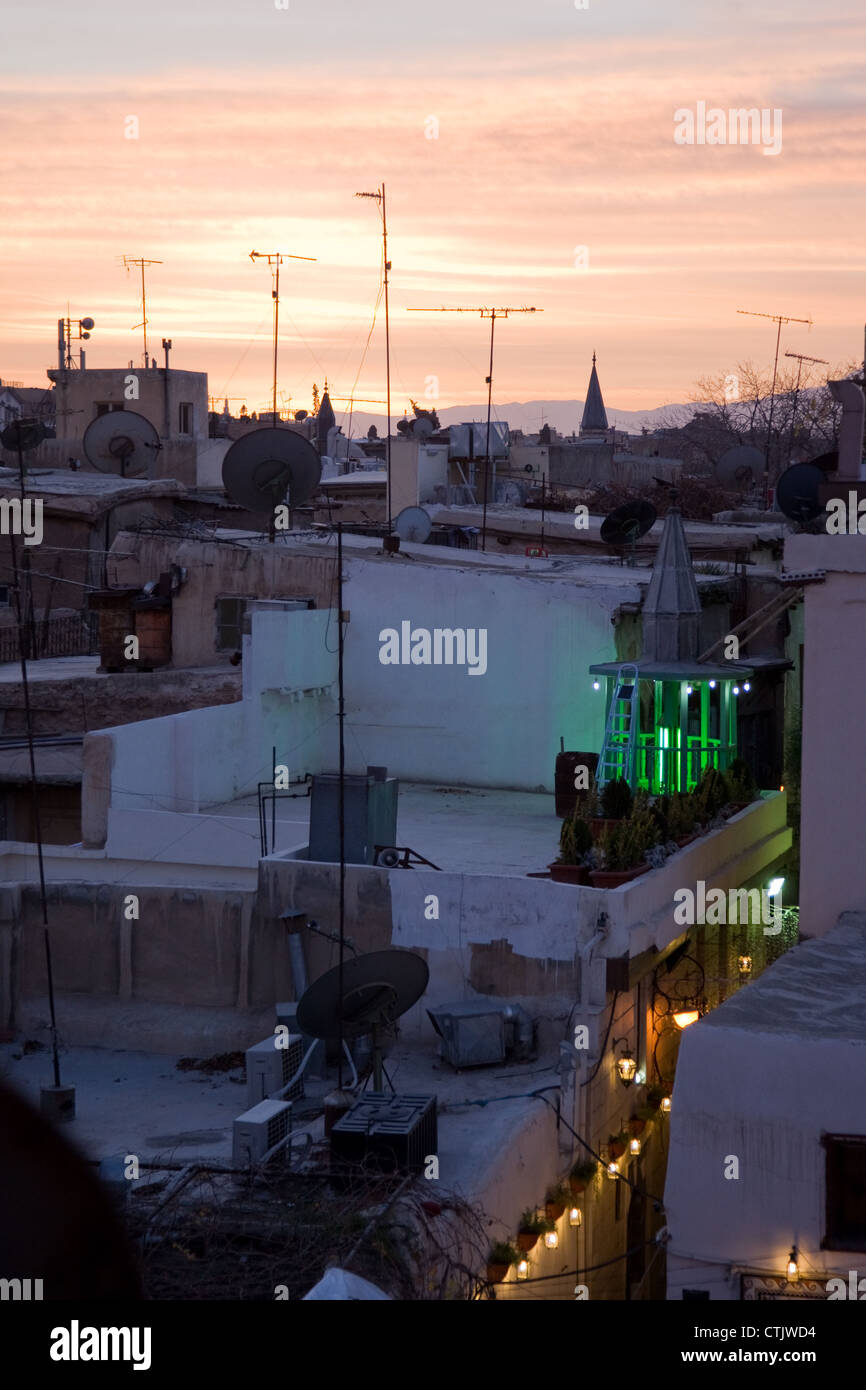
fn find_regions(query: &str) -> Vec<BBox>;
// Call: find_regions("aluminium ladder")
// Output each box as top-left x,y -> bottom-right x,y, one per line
596,663 -> 639,790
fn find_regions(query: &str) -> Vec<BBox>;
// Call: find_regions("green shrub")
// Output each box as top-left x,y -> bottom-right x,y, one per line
601,777 -> 633,820
726,756 -> 757,803
488,1241 -> 520,1267
558,811 -> 593,864
518,1209 -> 554,1235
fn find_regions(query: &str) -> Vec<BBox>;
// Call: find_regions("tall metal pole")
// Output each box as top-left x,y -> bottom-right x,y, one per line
783,351 -> 828,466
355,187 -> 393,529
336,523 -> 346,1090
737,308 -> 812,501
406,305 -> 541,550
250,250 -> 317,426
122,256 -> 163,366
382,185 -> 392,533
482,311 -> 496,551
9,425 -> 61,1088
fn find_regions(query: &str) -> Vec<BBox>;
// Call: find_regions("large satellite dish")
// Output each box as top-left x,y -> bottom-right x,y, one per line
600,500 -> 657,564
775,463 -> 825,523
83,410 -> 160,478
222,427 -> 322,514
393,506 -> 433,544
297,949 -> 429,1089
412,416 -> 434,440
715,445 -> 764,490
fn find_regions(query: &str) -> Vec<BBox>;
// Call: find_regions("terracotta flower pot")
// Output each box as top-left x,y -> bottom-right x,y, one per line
608,1140 -> 626,1160
569,1176 -> 588,1197
517,1231 -> 540,1253
487,1261 -> 509,1284
589,865 -> 649,888
628,1117 -> 646,1137
545,1200 -> 565,1222
548,862 -> 591,885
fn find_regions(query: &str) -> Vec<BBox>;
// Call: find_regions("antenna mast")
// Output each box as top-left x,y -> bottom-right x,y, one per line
121,256 -> 163,366
783,350 -> 828,466
355,186 -> 392,529
737,307 -> 812,500
250,249 -> 317,424
406,306 -> 541,550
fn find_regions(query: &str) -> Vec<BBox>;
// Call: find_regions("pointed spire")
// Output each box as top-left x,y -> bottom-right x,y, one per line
316,381 -> 335,454
640,503 -> 702,662
580,353 -> 608,436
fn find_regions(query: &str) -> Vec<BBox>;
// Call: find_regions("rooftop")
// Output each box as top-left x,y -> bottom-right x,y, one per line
702,912 -> 866,1043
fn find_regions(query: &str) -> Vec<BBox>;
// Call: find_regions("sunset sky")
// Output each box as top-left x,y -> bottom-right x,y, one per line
1,0 -> 864,423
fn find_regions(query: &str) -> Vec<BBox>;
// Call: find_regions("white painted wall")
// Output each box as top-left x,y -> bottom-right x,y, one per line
665,1019 -> 866,1299
341,557 -> 627,790
785,534 -> 866,937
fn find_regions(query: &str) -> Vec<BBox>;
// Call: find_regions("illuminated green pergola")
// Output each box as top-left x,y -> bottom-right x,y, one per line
589,502 -> 754,794
588,658 -> 754,795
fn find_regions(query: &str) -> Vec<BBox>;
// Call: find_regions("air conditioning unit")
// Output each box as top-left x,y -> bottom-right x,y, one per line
427,1001 -> 535,1070
330,1093 -> 437,1174
274,1002 -> 326,1075
232,1099 -> 292,1166
245,1033 -> 304,1108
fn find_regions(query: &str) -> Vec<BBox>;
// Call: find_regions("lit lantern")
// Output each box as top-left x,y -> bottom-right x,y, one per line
673,1008 -> 700,1029
606,1161 -> 619,1180
616,1051 -> 638,1087
544,1230 -> 559,1249
516,1258 -> 529,1280
629,1137 -> 641,1156
660,1095 -> 672,1113
786,1246 -> 799,1282
568,1206 -> 582,1227
592,680 -> 600,691
738,953 -> 752,976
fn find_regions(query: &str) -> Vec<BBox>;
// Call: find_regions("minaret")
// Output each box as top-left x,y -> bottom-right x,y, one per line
640,503 -> 702,663
579,352 -> 609,438
316,378 -> 335,455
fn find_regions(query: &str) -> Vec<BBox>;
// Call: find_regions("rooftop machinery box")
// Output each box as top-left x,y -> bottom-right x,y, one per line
308,766 -> 398,865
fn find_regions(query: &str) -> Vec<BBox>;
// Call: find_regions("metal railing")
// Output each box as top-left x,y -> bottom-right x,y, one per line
0,612 -> 98,664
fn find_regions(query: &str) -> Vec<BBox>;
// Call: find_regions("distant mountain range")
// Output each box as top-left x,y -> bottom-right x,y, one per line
328,399 -> 696,437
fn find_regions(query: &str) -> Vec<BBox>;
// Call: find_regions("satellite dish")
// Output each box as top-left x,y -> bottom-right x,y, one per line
0,418 -> 46,454
600,500 -> 657,549
775,463 -> 825,523
222,427 -> 322,514
82,410 -> 160,478
393,506 -> 433,544
375,848 -> 402,868
412,417 -> 434,440
715,445 -> 764,490
297,949 -> 429,1089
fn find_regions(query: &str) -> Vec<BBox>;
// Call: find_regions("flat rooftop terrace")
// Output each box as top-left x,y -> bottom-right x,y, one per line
206,782 -> 562,877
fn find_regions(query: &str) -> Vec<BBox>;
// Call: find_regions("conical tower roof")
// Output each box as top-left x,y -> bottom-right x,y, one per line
580,352 -> 609,435
316,383 -> 335,454
640,504 -> 702,662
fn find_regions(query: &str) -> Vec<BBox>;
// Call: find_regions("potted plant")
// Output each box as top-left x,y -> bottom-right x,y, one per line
725,756 -> 758,812
517,1209 -> 554,1252
550,810 -> 593,884
668,792 -> 699,847
568,1158 -> 598,1196
694,765 -> 729,824
645,1084 -> 667,1112
486,1240 -> 520,1284
628,1114 -> 647,1137
589,818 -> 651,888
544,1183 -> 569,1222
590,776 -> 633,837
607,1130 -> 629,1160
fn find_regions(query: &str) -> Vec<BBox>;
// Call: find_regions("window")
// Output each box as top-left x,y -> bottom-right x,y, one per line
822,1134 -> 866,1250
216,597 -> 248,651
95,403 -> 124,417
0,587 -> 9,608
178,402 -> 193,435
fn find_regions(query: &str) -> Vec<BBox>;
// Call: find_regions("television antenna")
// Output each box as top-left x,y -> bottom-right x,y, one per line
783,351 -> 828,466
121,256 -> 163,365
249,249 -> 317,425
355,185 -> 393,529
736,307 -> 813,500
406,306 -> 542,550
